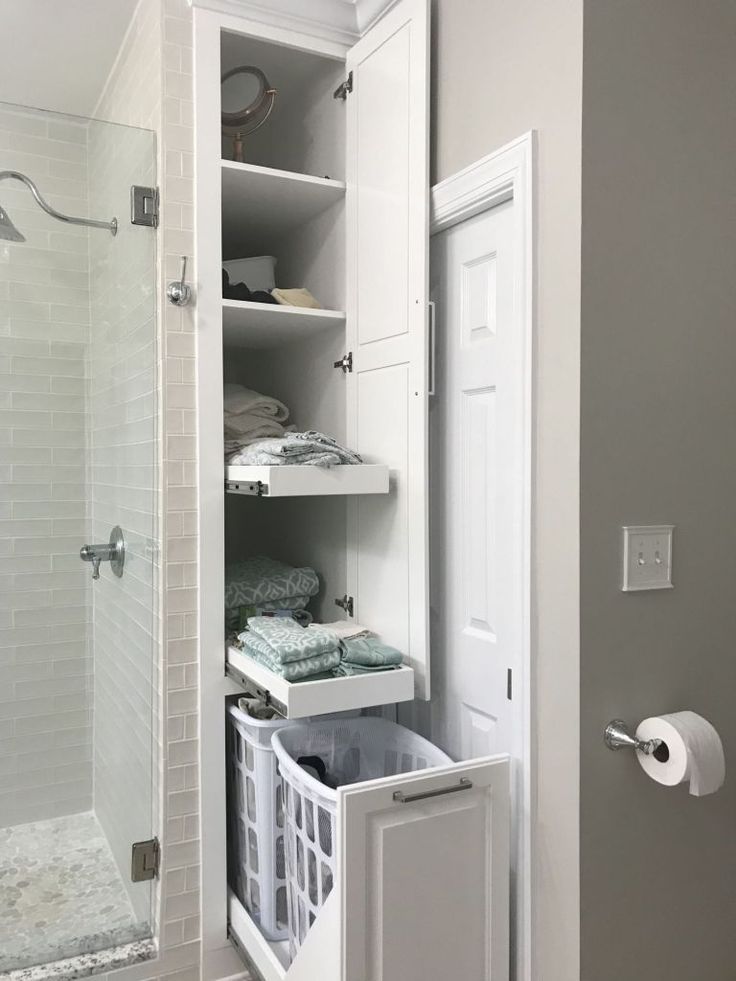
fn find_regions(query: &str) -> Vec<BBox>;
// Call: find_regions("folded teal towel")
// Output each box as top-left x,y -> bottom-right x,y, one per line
225,556 -> 319,610
340,636 -> 404,667
333,662 -> 400,676
246,617 -> 339,663
239,637 -> 341,680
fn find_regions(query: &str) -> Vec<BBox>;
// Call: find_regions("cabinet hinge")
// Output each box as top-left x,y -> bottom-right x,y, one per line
131,837 -> 160,881
333,71 -> 353,101
335,594 -> 354,616
507,668 -> 513,701
333,351 -> 353,373
130,185 -> 159,227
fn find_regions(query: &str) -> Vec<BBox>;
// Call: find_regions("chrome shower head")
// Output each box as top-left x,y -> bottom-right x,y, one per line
0,204 -> 25,242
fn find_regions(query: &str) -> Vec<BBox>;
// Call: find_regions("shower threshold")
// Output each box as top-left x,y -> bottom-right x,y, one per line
0,813 -> 156,981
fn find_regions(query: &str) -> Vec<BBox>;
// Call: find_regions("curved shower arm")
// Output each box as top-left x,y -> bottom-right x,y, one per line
0,170 -> 117,236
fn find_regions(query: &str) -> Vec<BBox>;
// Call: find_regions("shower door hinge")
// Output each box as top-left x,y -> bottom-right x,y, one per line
333,351 -> 353,373
131,837 -> 160,881
333,71 -> 353,101
335,594 -> 354,616
131,186 -> 159,228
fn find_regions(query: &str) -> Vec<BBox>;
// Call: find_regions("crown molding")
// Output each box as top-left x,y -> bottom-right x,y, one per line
188,0 -> 397,44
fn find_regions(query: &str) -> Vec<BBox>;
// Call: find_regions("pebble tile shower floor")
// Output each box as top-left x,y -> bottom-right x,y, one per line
0,812 -> 151,972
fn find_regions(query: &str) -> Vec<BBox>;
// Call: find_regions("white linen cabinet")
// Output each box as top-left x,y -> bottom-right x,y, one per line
194,2 -> 510,979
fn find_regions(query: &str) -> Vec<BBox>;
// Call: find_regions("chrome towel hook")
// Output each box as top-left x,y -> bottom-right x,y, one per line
167,255 -> 192,306
604,719 -> 663,756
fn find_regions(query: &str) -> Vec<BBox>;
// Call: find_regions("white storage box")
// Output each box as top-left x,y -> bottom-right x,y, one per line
272,717 -> 453,956
226,702 -> 297,940
223,255 -> 277,292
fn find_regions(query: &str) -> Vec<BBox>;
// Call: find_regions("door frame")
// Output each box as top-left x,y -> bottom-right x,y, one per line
430,130 -> 535,981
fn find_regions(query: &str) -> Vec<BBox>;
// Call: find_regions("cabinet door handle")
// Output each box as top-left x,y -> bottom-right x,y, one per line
392,776 -> 472,804
428,299 -> 436,396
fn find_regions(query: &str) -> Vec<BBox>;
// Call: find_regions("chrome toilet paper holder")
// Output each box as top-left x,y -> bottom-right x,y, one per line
604,719 -> 663,756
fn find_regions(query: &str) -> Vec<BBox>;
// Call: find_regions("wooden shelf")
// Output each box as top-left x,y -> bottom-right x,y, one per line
225,463 -> 389,497
221,161 -> 345,253
222,299 -> 344,349
226,645 -> 415,718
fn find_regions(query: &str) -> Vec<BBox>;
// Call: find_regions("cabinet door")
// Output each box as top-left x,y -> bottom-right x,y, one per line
345,0 -> 431,697
340,757 -> 510,981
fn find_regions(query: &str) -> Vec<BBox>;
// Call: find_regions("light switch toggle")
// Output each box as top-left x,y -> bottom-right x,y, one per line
621,525 -> 674,591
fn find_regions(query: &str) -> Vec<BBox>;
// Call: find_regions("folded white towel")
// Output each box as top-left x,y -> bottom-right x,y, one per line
224,383 -> 289,422
319,620 -> 372,640
224,411 -> 286,438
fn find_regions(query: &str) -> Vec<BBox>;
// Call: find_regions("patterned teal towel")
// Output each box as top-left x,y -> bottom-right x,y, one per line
246,617 -> 339,662
239,637 -> 341,681
333,662 -> 400,676
225,556 -> 319,610
340,636 -> 404,667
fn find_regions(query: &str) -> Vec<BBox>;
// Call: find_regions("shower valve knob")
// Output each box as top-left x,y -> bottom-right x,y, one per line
80,526 -> 125,580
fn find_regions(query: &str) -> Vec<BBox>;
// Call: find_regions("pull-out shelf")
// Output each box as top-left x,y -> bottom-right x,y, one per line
226,644 -> 415,718
225,464 -> 390,497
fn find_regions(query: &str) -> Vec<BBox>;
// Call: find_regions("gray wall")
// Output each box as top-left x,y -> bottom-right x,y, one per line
432,3 -> 583,978
580,2 -> 736,978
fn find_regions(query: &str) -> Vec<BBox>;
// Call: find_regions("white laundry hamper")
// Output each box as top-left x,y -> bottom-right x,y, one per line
272,716 -> 453,956
226,702 -> 299,940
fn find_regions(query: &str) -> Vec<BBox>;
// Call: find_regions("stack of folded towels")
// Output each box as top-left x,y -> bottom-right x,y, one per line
321,621 -> 405,676
238,617 -> 342,681
225,556 -> 319,632
229,431 -> 362,468
236,615 -> 405,681
224,383 -> 362,467
224,384 -> 291,458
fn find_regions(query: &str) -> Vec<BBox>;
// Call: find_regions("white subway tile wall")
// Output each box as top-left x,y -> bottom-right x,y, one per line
92,0 -> 203,978
0,105 -> 94,829
1,0 -> 204,974
88,116 -> 159,926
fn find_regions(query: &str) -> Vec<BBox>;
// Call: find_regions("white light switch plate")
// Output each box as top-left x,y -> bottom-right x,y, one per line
621,525 -> 674,591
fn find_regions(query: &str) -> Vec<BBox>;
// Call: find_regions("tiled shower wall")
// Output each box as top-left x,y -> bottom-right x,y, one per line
88,117 -> 159,925
0,107 -> 93,828
92,0 -> 202,978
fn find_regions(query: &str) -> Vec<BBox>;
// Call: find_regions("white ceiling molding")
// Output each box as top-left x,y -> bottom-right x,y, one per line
353,0 -> 400,33
188,0 -> 397,43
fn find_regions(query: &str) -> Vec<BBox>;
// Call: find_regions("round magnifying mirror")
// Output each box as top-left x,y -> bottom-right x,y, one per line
221,66 -> 277,162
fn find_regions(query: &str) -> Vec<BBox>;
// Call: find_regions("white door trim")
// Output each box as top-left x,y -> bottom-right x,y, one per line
430,130 -> 535,981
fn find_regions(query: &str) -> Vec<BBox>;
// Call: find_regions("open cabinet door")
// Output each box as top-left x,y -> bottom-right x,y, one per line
340,757 -> 510,981
345,0 -> 431,697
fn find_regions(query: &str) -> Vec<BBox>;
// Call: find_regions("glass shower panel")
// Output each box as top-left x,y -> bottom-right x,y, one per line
0,102 -> 158,973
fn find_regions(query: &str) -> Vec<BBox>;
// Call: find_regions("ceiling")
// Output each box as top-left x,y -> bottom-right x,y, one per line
0,0 -> 138,118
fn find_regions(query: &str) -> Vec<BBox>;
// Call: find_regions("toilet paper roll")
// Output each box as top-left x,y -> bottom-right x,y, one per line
635,711 -> 725,797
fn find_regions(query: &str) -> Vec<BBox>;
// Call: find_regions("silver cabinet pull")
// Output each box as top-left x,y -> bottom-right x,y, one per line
428,299 -> 436,396
392,776 -> 472,804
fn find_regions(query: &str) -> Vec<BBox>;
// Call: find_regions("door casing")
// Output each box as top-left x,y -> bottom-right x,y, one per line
430,131 -> 535,981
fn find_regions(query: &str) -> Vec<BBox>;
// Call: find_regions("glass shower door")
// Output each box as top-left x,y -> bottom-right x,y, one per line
0,101 -> 159,973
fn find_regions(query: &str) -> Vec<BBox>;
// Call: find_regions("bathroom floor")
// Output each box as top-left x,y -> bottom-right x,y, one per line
0,812 -> 151,973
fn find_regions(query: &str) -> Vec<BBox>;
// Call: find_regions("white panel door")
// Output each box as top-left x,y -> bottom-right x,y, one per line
430,200 -> 521,764
345,0 -> 430,696
340,757 -> 510,981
